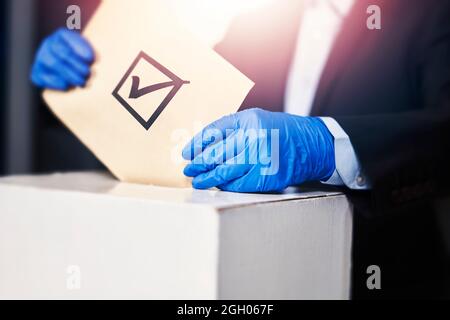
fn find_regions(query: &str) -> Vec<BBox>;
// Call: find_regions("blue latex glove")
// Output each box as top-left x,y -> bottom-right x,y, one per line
31,28 -> 94,90
182,108 -> 336,193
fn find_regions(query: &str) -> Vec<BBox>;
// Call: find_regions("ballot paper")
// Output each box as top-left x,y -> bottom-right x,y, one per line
43,0 -> 254,187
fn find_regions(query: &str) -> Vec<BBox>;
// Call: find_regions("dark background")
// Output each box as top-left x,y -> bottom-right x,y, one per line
0,1 -> 8,175
0,0 -> 101,177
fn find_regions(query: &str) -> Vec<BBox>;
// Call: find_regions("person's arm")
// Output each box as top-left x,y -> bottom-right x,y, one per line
329,1 -> 450,215
182,108 -> 336,193
334,108 -> 450,215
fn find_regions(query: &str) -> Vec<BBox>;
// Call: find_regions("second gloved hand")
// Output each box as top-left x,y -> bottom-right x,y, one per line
31,28 -> 94,90
182,108 -> 336,193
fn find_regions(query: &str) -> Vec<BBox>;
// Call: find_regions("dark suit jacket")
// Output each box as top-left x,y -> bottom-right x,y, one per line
215,0 -> 450,298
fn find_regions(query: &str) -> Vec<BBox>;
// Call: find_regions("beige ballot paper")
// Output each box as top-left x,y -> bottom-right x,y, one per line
43,0 -> 254,187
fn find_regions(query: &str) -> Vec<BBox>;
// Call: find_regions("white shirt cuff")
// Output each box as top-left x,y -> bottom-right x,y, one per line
320,117 -> 371,190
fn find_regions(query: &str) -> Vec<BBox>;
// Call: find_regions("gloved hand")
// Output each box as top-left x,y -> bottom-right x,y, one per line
31,28 -> 94,90
182,108 -> 336,193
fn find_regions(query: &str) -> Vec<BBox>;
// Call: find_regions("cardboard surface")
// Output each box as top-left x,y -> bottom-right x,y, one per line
0,172 -> 343,209
0,173 -> 352,299
43,0 -> 254,187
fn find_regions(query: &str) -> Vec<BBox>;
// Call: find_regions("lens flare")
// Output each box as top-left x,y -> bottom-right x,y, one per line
167,0 -> 274,45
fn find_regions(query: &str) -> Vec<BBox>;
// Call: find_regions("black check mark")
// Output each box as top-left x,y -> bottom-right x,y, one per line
112,51 -> 190,131
129,76 -> 188,99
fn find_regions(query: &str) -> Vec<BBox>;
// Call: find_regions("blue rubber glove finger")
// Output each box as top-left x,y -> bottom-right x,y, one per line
184,132 -> 245,177
184,163 -> 206,178
192,163 -> 252,190
217,177 -> 246,193
190,151 -> 252,189
43,56 -> 86,87
218,175 -> 254,193
30,67 -> 69,90
49,35 -> 91,77
217,163 -> 280,193
56,28 -> 95,63
182,114 -> 237,161
34,38 -> 86,87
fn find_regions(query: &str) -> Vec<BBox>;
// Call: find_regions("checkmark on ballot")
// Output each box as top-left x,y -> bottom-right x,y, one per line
43,0 -> 254,187
113,51 -> 190,131
129,76 -> 190,100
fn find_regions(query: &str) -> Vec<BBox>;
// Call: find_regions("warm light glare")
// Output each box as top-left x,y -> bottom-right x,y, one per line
166,0 -> 274,46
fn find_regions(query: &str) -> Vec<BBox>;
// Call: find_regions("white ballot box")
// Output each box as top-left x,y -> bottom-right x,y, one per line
0,172 -> 352,300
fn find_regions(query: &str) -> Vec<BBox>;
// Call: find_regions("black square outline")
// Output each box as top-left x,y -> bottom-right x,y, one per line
112,51 -> 190,130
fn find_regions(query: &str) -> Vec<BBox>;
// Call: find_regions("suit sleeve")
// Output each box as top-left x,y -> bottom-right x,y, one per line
334,3 -> 450,216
